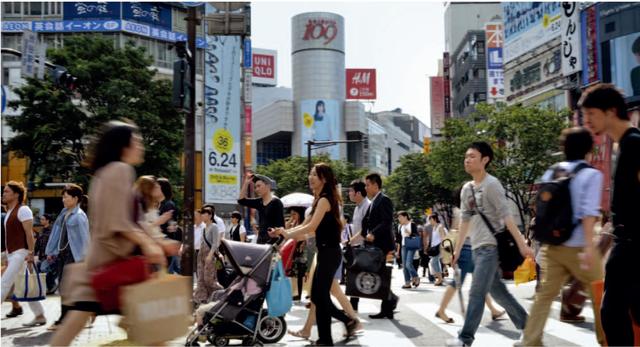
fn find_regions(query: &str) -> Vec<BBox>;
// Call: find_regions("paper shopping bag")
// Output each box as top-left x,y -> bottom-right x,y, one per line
12,262 -> 46,301
120,274 -> 192,345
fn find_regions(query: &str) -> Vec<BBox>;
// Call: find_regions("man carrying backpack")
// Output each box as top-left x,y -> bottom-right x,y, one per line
518,127 -> 605,346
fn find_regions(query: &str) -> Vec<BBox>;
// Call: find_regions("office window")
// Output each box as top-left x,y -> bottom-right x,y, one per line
26,2 -> 42,16
3,2 -> 21,15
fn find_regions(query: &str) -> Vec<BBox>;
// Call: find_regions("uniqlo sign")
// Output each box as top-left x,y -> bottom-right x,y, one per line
346,68 -> 377,100
252,48 -> 277,86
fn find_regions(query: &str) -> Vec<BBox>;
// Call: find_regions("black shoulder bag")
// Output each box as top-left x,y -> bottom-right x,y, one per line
470,185 -> 524,272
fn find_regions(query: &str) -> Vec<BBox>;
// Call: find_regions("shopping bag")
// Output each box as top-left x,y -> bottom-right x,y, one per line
345,265 -> 392,300
279,238 -> 297,275
120,273 -> 192,345
351,245 -> 385,273
266,260 -> 292,317
12,262 -> 46,301
514,257 -> 536,285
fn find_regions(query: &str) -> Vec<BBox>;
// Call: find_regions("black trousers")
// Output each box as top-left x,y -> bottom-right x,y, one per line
312,246 -> 351,345
601,240 -> 640,346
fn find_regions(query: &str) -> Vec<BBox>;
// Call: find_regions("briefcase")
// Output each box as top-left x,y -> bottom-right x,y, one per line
345,265 -> 392,300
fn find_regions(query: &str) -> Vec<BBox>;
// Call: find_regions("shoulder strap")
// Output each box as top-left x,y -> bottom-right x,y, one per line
572,162 -> 591,175
469,185 -> 498,235
203,228 -> 212,249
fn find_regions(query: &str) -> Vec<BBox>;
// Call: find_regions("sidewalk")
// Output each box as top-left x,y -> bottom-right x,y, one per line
1,295 -> 185,346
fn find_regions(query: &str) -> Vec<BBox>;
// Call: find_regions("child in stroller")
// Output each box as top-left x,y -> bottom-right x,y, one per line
187,239 -> 292,346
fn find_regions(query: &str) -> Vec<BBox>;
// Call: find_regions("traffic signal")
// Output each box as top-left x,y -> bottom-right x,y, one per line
172,57 -> 191,111
423,138 -> 431,154
51,65 -> 77,90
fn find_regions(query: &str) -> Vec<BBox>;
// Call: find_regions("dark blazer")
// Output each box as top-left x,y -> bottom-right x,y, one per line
362,192 -> 395,254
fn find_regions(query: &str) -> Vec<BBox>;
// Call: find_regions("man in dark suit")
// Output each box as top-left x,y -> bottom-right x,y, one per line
362,172 -> 398,319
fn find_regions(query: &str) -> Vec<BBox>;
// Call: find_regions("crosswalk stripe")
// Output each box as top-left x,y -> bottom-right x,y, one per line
540,315 -> 599,347
408,302 -> 517,346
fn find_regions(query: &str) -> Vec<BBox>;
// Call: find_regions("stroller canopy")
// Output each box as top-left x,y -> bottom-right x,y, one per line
221,240 -> 274,286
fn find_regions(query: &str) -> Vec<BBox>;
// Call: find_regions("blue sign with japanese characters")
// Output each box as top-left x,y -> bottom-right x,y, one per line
123,2 -> 172,29
34,20 -> 121,32
63,2 -> 121,20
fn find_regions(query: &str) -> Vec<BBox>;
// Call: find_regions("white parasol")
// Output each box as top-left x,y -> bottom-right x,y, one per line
281,192 -> 314,208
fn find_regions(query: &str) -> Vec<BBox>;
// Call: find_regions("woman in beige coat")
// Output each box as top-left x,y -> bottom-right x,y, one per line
50,121 -> 178,346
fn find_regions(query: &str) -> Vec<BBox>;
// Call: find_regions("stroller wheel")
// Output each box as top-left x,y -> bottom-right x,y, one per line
256,315 -> 287,344
208,335 -> 229,347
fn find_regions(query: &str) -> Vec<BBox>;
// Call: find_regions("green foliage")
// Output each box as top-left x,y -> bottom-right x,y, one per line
6,35 -> 183,188
386,152 -> 452,220
426,103 -> 569,228
256,155 -> 368,198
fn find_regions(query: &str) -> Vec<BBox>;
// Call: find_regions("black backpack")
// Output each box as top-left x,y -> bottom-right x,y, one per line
532,162 -> 591,245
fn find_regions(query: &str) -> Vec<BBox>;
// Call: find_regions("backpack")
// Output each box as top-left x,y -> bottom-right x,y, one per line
532,162 -> 591,245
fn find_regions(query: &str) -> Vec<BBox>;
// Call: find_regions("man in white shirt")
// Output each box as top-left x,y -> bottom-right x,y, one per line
2,181 -> 46,327
346,179 -> 371,312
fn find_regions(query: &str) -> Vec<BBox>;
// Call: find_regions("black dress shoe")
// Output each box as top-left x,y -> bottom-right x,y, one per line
5,307 -> 23,318
369,312 -> 393,319
305,340 -> 334,346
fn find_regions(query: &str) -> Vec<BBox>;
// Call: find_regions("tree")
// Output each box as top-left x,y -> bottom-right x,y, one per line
427,103 -> 568,230
256,154 -> 368,198
385,152 -> 453,222
6,35 -> 184,188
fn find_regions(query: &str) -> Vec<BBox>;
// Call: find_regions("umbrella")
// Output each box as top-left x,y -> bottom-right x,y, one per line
281,192 -> 314,208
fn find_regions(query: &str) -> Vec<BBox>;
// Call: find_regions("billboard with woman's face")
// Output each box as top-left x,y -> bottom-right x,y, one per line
300,99 -> 341,160
609,32 -> 640,98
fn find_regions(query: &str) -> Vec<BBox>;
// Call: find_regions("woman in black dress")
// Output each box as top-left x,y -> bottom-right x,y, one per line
269,163 -> 358,346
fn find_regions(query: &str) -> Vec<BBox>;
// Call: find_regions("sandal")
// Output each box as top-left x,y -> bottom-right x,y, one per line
289,329 -> 311,339
492,311 -> 506,321
435,312 -> 454,324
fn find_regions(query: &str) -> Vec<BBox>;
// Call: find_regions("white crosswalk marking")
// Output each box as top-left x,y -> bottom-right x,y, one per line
409,302 -> 517,346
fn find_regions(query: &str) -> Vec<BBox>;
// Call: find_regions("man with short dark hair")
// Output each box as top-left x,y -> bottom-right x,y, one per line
238,172 -> 285,244
362,173 -> 398,320
519,127 -> 605,346
347,179 -> 370,311
446,142 -> 532,347
1,181 -> 47,326
579,83 -> 640,346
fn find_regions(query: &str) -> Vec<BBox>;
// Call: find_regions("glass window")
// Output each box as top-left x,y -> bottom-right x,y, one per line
29,2 -> 42,15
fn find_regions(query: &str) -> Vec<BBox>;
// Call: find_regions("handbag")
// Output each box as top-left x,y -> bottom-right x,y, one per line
90,256 -> 150,312
12,262 -> 47,301
266,259 -> 292,317
121,271 -> 191,345
404,236 -> 422,251
351,245 -> 385,273
470,185 -> 524,272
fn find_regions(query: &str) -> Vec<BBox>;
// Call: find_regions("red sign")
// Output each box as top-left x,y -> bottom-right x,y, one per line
244,104 -> 252,133
430,76 -> 445,135
253,54 -> 274,79
346,69 -> 377,100
303,19 -> 338,45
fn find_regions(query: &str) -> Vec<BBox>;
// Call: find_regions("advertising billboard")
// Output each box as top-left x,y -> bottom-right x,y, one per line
609,32 -> 640,98
292,13 -> 345,54
503,2 -> 563,63
346,68 -> 377,100
252,48 -> 277,86
485,22 -> 505,101
63,2 -> 121,20
122,2 -> 172,30
429,76 -> 445,136
505,47 -> 563,103
561,2 -> 582,76
204,35 -> 242,204
300,99 -> 341,160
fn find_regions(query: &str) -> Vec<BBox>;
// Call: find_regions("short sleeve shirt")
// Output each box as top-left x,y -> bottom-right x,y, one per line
4,206 -> 33,229
460,174 -> 509,249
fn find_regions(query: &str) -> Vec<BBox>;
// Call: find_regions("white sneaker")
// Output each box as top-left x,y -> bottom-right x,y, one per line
513,330 -> 525,346
445,338 -> 467,347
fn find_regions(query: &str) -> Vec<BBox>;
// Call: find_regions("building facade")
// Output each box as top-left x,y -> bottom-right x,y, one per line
451,30 -> 488,117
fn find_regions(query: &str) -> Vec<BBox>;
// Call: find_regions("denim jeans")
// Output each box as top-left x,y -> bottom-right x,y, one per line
401,246 -> 418,283
458,245 -> 528,346
430,254 -> 442,274
168,255 -> 181,274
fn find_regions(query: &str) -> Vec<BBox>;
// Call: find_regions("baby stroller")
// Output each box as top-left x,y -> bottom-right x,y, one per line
186,239 -> 290,346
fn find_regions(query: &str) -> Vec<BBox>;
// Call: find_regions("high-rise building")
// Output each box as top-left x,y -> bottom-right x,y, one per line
451,30 -> 488,117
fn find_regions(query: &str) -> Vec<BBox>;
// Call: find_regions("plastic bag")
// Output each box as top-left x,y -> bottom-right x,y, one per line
514,257 -> 536,285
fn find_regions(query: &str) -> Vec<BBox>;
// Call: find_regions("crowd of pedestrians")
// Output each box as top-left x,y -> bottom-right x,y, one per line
0,84 -> 638,346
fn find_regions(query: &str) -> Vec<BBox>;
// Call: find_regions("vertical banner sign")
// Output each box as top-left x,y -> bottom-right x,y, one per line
443,52 -> 451,119
581,5 -> 600,86
21,30 -> 38,78
204,35 -> 242,204
243,38 -> 252,68
36,41 -> 47,80
485,22 -> 505,102
243,69 -> 252,103
561,2 -> 582,76
429,76 -> 445,135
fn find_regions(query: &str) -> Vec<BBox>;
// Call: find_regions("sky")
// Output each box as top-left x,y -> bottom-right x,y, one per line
251,1 -> 446,128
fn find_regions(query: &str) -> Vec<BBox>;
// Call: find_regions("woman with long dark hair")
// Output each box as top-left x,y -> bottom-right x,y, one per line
45,184 -> 90,331
269,163 -> 358,346
50,121 -> 176,346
